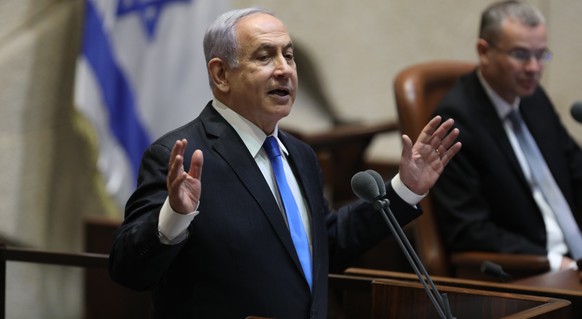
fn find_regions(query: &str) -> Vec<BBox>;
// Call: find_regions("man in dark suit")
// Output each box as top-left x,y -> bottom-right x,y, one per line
109,7 -> 461,318
432,0 -> 582,273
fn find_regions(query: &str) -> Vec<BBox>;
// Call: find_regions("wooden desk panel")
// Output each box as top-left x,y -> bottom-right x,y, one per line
343,268 -> 582,318
371,278 -> 571,319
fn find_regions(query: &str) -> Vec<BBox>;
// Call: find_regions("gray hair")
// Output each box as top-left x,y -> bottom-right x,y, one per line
203,7 -> 274,87
479,0 -> 545,44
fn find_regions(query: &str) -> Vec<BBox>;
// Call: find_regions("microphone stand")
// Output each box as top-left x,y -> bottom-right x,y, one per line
373,198 -> 455,319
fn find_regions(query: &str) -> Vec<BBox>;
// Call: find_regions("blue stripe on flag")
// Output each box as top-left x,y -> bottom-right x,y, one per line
81,0 -> 151,183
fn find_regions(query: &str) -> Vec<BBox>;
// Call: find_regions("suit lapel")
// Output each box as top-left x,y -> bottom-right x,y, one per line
469,74 -> 532,189
280,132 -> 319,233
519,94 -> 555,167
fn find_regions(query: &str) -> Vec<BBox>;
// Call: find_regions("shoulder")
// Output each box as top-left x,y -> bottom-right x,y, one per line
440,72 -> 481,105
434,72 -> 481,120
151,102 -> 226,149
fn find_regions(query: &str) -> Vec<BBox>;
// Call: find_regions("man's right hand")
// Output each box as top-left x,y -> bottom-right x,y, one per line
167,139 -> 204,214
561,256 -> 579,270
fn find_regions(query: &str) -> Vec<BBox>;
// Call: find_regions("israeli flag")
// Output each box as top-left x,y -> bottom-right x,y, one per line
75,0 -> 228,209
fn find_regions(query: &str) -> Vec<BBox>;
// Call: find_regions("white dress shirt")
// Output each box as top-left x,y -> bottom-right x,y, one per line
477,72 -> 570,271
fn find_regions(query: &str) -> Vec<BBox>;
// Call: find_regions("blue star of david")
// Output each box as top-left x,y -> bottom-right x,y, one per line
116,0 -> 192,40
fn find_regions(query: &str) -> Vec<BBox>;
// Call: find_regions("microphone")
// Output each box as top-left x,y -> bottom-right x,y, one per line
351,171 -> 382,202
351,170 -> 455,319
366,169 -> 387,196
571,101 -> 582,124
480,260 -> 512,282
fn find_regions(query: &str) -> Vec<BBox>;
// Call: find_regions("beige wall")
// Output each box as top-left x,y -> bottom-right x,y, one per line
0,0 -> 580,317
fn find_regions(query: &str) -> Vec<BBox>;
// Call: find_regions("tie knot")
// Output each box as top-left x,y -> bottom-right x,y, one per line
507,109 -> 523,132
263,136 -> 281,159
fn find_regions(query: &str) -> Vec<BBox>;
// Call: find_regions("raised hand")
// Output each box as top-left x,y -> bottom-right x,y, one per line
167,139 -> 204,214
399,116 -> 461,195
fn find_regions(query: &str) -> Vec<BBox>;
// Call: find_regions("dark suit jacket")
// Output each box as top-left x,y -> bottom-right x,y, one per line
432,71 -> 582,255
109,102 -> 421,319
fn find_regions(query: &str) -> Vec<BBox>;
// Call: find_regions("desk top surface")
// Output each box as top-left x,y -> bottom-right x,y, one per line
513,269 -> 582,292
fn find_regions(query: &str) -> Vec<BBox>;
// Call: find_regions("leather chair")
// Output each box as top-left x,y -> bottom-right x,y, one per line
393,60 -> 550,281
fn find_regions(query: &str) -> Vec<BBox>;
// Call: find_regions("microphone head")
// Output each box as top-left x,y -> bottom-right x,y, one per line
481,260 -> 512,282
571,101 -> 582,124
480,260 -> 502,274
351,171 -> 380,202
366,169 -> 387,197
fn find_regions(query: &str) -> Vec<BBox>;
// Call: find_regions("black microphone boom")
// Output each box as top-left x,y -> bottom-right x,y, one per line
351,170 -> 455,319
571,101 -> 582,124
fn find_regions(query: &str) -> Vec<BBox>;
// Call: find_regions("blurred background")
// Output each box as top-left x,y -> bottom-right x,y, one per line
0,0 -> 580,317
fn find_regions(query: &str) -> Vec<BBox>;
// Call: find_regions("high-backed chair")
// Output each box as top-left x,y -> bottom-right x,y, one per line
393,61 -> 550,281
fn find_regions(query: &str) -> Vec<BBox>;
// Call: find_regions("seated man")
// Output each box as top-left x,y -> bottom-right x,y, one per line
432,0 -> 582,272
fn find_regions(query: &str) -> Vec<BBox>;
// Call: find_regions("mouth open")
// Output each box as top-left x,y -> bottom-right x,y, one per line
268,88 -> 290,97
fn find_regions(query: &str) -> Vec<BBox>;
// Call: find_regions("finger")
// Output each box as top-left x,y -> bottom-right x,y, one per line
440,141 -> 462,166
432,118 -> 456,142
417,116 -> 443,142
418,116 -> 456,151
167,153 -> 185,187
440,127 -> 460,150
168,139 -> 187,185
169,139 -> 187,167
400,134 -> 413,160
428,118 -> 456,153
188,149 -> 204,180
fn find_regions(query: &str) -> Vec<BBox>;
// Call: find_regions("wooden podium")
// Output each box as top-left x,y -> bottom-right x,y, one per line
371,278 -> 571,318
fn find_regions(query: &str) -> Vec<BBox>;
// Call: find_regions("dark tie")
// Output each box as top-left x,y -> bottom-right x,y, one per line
507,110 -> 582,260
263,136 -> 312,288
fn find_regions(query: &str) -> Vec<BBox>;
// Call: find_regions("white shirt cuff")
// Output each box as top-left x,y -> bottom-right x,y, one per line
547,251 -> 563,271
391,173 -> 426,206
547,252 -> 578,271
158,196 -> 199,242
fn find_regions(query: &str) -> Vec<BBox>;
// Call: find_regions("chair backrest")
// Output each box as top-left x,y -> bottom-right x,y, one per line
393,60 -> 476,276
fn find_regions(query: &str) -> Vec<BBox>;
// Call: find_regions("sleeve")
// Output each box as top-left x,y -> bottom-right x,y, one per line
327,181 -> 423,271
109,143 -> 190,291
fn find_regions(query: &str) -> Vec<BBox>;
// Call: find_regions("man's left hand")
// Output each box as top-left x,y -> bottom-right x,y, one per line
399,115 -> 461,195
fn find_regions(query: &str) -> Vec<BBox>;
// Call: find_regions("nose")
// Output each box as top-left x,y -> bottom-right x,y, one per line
273,54 -> 293,77
524,55 -> 542,73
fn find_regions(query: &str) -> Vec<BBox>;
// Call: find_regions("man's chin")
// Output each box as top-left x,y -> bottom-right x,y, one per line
519,84 -> 538,97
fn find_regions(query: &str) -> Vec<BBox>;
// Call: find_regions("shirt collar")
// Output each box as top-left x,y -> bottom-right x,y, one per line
477,70 -> 520,119
211,99 -> 288,157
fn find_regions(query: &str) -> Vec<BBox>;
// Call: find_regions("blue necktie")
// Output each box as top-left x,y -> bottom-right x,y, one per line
508,110 -> 582,260
263,136 -> 312,289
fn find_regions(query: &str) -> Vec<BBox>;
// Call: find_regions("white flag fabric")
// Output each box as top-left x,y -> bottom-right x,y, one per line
75,0 -> 229,208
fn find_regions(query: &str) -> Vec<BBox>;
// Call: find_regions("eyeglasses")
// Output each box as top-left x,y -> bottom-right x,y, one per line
489,44 -> 552,63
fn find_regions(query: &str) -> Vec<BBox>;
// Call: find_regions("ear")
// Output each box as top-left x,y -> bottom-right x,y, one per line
476,39 -> 490,65
208,58 -> 230,93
